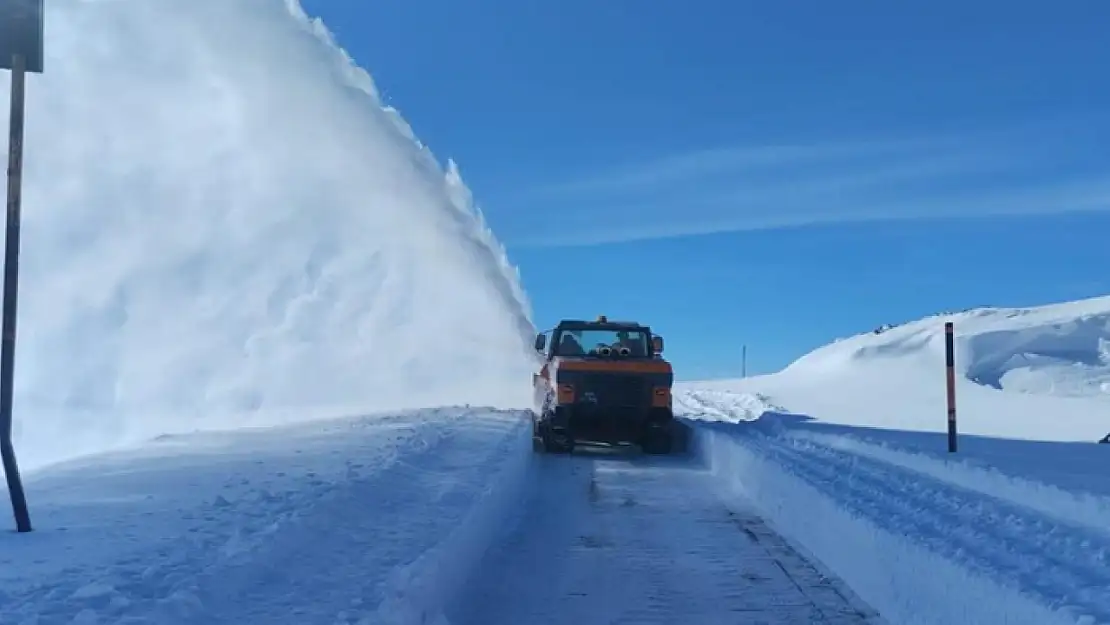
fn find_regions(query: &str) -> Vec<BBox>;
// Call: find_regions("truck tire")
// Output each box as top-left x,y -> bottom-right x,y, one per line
540,422 -> 574,454
544,434 -> 574,454
640,427 -> 673,455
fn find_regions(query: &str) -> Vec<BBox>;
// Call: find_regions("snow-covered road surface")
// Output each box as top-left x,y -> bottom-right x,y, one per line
9,382 -> 1105,625
3,405 -> 881,625
446,445 -> 880,625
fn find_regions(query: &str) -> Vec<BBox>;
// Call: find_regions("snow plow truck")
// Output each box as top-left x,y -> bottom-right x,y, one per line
531,316 -> 680,454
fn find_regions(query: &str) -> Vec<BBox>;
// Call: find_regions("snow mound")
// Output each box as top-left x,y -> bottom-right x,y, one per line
698,425 -> 1097,625
6,0 -> 535,470
788,295 -> 1110,398
687,295 -> 1110,441
674,388 -> 782,422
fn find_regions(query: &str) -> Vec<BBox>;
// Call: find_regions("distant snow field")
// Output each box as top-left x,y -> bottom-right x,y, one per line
688,294 -> 1110,442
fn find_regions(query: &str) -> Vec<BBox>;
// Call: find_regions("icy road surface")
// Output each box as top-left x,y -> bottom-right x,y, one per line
446,446 -> 880,625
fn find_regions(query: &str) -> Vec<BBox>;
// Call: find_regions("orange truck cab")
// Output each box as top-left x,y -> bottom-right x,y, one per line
531,316 -> 675,454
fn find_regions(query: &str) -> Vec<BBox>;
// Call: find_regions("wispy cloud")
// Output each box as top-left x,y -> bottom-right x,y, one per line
500,125 -> 1110,248
526,137 -> 956,199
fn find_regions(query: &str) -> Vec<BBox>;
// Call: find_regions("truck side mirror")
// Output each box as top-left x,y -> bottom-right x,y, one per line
652,335 -> 664,354
534,333 -> 546,352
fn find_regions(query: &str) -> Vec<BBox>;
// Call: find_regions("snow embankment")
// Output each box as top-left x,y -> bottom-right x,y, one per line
688,294 -> 1110,442
697,421 -> 1098,625
0,409 -> 531,625
10,0 -> 535,472
678,295 -> 1110,625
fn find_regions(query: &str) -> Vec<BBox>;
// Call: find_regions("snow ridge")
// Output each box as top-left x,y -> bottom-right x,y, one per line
786,295 -> 1110,398
787,429 -> 1110,534
700,426 -> 1081,625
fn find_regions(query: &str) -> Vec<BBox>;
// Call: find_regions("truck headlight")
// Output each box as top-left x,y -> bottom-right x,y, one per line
557,383 -> 575,404
652,386 -> 671,407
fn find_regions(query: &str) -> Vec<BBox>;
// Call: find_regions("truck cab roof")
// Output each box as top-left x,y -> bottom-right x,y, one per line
555,316 -> 651,333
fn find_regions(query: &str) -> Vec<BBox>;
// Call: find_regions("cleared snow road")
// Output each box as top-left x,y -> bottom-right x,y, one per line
446,445 -> 879,625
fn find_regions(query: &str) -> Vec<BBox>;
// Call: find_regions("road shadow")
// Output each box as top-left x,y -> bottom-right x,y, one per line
542,418 -> 709,470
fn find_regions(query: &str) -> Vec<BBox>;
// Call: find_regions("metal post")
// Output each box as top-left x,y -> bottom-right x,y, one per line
741,344 -> 747,378
1,53 -> 31,532
0,0 -> 44,534
944,321 -> 957,453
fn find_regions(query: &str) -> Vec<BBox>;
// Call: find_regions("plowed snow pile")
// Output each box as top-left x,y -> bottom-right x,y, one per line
4,0 -> 535,470
691,294 -> 1110,441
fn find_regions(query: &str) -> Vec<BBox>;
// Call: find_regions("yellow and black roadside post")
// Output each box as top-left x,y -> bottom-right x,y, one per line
944,321 -> 958,453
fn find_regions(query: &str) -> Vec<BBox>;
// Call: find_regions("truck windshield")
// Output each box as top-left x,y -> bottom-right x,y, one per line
555,329 -> 649,357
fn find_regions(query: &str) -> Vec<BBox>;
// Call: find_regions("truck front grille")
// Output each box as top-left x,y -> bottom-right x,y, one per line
577,373 -> 648,408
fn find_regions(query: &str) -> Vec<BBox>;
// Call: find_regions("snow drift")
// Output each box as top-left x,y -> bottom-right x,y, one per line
3,0 -> 535,470
697,424 -> 1092,625
689,294 -> 1110,441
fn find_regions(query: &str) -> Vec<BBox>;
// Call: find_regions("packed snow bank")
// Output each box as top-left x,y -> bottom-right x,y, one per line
5,0 -> 535,471
0,409 -> 532,625
698,423 -> 1089,625
686,295 -> 1110,441
783,426 -> 1110,528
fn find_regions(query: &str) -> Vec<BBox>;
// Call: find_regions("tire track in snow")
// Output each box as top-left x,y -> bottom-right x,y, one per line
740,430 -> 1110,624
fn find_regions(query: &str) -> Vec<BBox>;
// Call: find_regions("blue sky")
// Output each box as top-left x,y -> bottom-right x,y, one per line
300,0 -> 1110,380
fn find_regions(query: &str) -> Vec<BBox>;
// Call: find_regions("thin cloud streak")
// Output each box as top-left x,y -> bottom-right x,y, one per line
498,125 -> 1109,248
526,136 -> 968,200
506,176 -> 1110,248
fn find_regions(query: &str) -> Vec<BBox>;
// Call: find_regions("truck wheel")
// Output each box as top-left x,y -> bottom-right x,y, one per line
541,423 -> 574,454
544,437 -> 574,454
641,428 -> 672,455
